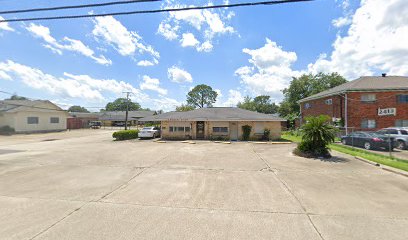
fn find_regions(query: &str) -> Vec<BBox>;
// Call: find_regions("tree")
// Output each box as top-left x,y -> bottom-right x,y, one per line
278,72 -> 347,118
68,105 -> 89,113
237,95 -> 278,114
296,115 -> 337,158
104,98 -> 141,111
186,84 -> 218,108
176,104 -> 195,112
7,95 -> 27,100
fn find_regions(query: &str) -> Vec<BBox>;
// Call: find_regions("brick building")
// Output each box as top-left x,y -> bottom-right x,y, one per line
299,75 -> 408,131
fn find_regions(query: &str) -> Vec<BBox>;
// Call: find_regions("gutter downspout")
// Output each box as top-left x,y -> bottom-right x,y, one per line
345,93 -> 348,135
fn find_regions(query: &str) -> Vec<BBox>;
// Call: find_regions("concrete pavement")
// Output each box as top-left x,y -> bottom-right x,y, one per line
0,129 -> 407,239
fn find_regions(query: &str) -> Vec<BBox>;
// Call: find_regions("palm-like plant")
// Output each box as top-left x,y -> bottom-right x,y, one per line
299,115 -> 337,156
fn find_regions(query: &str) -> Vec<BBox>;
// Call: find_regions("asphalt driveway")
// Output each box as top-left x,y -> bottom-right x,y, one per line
0,130 -> 407,240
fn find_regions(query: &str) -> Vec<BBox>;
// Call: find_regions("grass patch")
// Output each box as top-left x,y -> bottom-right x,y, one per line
281,133 -> 408,172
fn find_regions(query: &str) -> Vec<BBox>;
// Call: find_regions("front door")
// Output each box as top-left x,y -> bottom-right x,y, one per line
230,122 -> 238,141
196,121 -> 205,139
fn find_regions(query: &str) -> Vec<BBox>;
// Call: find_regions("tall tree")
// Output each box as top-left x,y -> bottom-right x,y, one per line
186,84 -> 218,108
278,72 -> 347,117
7,95 -> 27,100
176,104 -> 195,112
237,95 -> 278,114
104,98 -> 141,111
68,105 -> 89,113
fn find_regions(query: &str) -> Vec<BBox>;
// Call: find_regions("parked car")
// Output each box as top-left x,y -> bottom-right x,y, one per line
341,131 -> 395,150
376,128 -> 408,150
113,121 -> 126,127
89,121 -> 101,129
139,127 -> 161,139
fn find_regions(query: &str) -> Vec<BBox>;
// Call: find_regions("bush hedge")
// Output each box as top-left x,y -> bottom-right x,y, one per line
242,125 -> 252,141
112,129 -> 139,141
0,126 -> 15,135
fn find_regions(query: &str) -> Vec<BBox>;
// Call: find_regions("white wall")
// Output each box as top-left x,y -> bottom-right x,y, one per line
13,111 -> 67,132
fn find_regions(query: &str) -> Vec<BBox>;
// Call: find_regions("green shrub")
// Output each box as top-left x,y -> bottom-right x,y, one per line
263,128 -> 271,141
0,126 -> 15,135
295,115 -> 337,158
242,125 -> 252,141
112,129 -> 139,141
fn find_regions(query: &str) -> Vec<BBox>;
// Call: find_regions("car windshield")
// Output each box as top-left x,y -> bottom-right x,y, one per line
142,127 -> 153,130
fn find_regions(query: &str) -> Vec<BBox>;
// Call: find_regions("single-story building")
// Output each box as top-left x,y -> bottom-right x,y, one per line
140,107 -> 286,140
0,100 -> 68,133
299,75 -> 408,131
99,111 -> 155,126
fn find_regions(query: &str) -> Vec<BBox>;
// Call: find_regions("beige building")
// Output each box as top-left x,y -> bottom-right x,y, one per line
140,107 -> 286,140
0,100 -> 68,133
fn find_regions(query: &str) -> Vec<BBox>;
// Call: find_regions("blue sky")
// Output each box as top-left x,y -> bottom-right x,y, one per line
0,0 -> 407,111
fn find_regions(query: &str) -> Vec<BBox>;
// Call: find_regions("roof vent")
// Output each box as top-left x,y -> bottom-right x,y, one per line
382,73 -> 387,77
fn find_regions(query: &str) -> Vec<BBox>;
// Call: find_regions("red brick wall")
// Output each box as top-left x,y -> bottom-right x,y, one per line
301,95 -> 343,121
301,91 -> 408,130
346,91 -> 408,130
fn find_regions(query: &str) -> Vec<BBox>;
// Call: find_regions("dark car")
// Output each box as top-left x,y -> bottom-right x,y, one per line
341,131 -> 395,150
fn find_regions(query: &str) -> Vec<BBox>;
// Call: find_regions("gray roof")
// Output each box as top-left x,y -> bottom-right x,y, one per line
68,112 -> 101,118
140,107 -> 286,122
0,100 -> 64,112
99,111 -> 155,121
299,76 -> 408,102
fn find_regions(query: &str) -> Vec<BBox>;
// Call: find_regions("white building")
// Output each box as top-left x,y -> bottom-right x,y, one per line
0,100 -> 68,133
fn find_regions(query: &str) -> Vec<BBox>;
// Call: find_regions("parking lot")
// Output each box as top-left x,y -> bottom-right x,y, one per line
0,129 -> 407,240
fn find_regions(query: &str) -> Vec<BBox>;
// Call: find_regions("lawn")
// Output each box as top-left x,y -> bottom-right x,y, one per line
281,133 -> 408,172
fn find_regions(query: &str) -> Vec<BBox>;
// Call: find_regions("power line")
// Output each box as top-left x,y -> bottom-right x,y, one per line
0,0 -> 161,15
0,0 -> 314,23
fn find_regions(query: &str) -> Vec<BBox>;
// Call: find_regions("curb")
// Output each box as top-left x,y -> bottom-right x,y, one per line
354,156 -> 408,178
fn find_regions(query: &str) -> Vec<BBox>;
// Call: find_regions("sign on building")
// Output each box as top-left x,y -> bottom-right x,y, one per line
378,108 -> 396,116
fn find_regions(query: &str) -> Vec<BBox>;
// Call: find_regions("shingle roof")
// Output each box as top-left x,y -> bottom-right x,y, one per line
99,111 -> 155,121
299,76 -> 408,102
0,100 -> 64,112
140,107 -> 286,122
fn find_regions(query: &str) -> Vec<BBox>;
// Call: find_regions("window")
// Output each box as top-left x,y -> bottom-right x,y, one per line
213,127 -> 228,133
396,94 -> 408,103
169,127 -> 174,132
185,127 -> 190,132
400,130 -> 408,135
177,127 -> 185,132
304,103 -> 311,109
361,94 -> 376,102
361,119 -> 376,129
325,99 -> 332,105
169,126 -> 190,132
386,129 -> 398,135
50,117 -> 59,123
395,120 -> 408,127
27,117 -> 39,124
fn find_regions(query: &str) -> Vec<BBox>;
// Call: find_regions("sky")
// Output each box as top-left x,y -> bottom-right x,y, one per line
0,0 -> 407,112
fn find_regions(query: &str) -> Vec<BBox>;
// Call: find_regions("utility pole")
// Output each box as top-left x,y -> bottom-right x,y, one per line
123,91 -> 132,130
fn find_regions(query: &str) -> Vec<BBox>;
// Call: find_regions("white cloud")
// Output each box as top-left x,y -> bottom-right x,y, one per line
224,90 -> 244,107
0,16 -> 14,32
151,97 -> 180,112
139,75 -> 168,95
92,16 -> 159,62
26,23 -> 111,66
309,0 -> 408,78
235,38 -> 301,101
180,33 -> 200,47
167,66 -> 193,83
332,16 -> 352,28
157,1 -> 235,52
137,60 -> 155,67
0,60 -> 148,102
0,70 -> 12,80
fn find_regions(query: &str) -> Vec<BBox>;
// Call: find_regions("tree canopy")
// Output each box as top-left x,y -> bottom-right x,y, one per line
237,95 -> 278,114
278,72 -> 347,118
68,105 -> 89,113
104,98 -> 141,111
7,95 -> 27,100
186,84 -> 218,108
176,104 -> 195,112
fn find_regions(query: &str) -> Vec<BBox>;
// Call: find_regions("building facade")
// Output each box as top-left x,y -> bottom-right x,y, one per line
0,100 -> 68,133
299,76 -> 408,131
140,107 -> 285,140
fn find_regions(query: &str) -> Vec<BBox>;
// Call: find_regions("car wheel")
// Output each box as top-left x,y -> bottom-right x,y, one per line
153,134 -> 156,138
341,139 -> 347,145
396,140 -> 406,150
364,142 -> 371,150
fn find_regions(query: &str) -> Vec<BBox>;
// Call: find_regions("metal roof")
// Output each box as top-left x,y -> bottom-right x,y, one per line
140,107 -> 286,122
299,76 -> 408,102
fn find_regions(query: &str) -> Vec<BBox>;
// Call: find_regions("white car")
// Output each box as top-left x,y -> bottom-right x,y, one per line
139,127 -> 161,139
